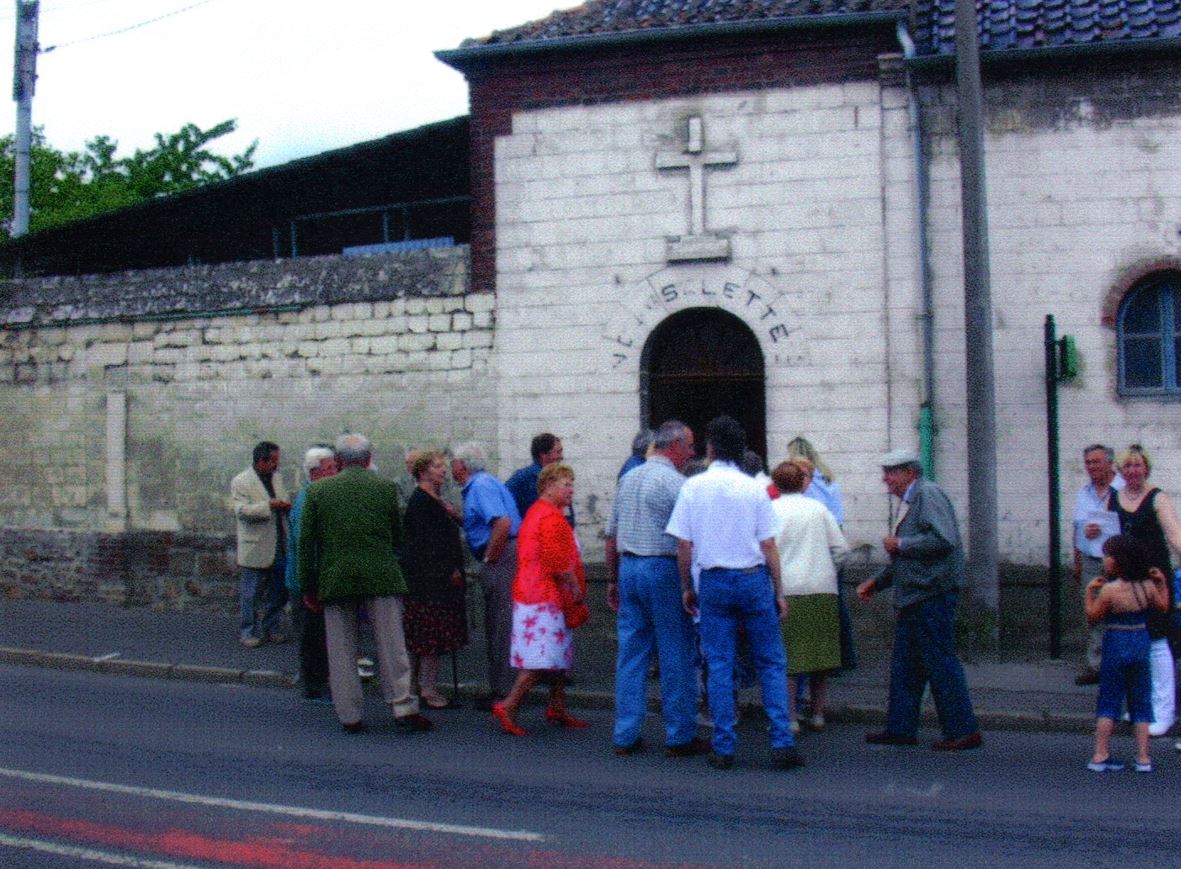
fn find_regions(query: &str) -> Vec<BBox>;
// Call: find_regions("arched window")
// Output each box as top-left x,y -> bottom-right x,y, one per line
1118,272 -> 1181,395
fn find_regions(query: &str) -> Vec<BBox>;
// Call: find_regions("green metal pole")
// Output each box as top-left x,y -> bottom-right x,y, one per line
919,404 -> 935,482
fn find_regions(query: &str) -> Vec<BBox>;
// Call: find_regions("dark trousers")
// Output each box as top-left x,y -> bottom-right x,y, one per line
885,592 -> 978,739
479,538 -> 518,698
293,603 -> 328,695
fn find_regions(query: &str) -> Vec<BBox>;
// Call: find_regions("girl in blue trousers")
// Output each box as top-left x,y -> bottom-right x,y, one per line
1085,534 -> 1169,773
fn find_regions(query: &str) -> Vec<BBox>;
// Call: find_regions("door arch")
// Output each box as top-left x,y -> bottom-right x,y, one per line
640,307 -> 767,460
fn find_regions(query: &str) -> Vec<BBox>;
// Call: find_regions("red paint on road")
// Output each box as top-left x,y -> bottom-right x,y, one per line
0,806 -> 713,868
0,808 -> 430,868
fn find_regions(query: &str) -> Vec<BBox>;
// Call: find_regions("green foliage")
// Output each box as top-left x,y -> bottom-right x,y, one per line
0,119 -> 257,234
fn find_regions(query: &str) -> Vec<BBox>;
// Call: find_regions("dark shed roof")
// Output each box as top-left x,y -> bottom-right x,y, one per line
0,116 -> 471,278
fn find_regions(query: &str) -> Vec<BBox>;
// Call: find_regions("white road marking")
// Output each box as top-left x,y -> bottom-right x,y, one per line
92,653 -> 122,662
881,780 -> 945,799
0,767 -> 544,842
0,832 -> 205,868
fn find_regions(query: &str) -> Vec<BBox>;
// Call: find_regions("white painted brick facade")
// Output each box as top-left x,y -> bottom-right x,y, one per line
492,64 -> 1181,567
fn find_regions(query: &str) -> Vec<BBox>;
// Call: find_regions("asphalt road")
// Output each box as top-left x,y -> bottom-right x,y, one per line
0,664 -> 1175,868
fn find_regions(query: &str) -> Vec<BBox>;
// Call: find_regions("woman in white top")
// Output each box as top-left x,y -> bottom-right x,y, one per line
771,460 -> 849,732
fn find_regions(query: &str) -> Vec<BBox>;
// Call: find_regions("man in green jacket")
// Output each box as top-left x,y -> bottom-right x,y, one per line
298,432 -> 432,733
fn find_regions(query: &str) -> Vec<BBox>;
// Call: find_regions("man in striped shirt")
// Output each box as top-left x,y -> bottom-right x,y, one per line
607,420 -> 707,758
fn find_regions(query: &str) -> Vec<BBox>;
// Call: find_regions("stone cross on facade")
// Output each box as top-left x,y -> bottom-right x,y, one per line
656,115 -> 737,262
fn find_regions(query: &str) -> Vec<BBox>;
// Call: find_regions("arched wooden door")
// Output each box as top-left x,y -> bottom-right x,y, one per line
640,308 -> 767,460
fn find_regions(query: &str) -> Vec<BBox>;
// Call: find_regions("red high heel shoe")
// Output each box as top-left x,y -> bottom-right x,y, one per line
492,702 -> 527,736
545,707 -> 589,728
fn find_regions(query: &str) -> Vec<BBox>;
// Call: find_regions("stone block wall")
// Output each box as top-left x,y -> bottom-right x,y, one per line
0,527 -> 238,613
0,247 -> 495,608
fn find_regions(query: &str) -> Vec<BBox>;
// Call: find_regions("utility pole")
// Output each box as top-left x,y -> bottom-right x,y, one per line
955,0 -> 1000,647
12,0 -> 39,238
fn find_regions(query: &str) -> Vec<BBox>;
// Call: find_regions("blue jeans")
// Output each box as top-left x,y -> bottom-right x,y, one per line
613,555 -> 699,748
1096,625 -> 1152,722
239,559 -> 287,640
885,592 -> 978,739
698,566 -> 793,756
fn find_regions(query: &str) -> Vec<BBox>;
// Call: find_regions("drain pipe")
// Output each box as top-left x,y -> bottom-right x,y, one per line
896,21 -> 937,480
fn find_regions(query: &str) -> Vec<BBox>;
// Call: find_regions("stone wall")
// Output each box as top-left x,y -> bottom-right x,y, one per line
0,247 -> 495,608
0,527 -> 237,613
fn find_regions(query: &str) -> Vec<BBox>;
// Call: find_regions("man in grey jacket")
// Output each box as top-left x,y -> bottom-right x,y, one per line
856,450 -> 982,751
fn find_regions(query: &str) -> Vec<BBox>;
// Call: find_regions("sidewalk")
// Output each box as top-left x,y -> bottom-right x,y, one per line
0,598 -> 1104,734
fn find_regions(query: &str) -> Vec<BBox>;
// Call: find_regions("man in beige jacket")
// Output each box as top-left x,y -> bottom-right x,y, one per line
231,441 -> 292,648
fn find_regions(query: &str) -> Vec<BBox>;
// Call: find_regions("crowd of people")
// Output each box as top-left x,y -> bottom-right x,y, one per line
229,425 -> 1179,772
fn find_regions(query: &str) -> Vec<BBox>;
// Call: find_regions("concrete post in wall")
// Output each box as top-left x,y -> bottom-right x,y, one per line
106,391 -> 128,531
956,0 -> 1000,649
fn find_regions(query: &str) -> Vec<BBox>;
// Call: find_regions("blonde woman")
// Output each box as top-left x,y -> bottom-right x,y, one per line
1108,445 -> 1181,738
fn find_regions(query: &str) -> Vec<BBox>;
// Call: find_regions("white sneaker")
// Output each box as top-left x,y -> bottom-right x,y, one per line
1174,740 -> 1181,753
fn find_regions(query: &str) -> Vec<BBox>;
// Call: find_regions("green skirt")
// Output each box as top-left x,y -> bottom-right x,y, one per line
782,593 -> 840,675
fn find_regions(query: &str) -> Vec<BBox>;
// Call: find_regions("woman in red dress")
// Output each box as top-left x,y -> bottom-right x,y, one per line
492,463 -> 589,736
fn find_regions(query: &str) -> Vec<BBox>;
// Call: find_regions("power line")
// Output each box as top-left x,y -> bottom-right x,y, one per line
41,0 -> 219,53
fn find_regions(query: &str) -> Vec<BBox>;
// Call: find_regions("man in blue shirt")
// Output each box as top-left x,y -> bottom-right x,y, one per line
452,442 -> 523,706
1072,443 -> 1123,685
506,433 -> 564,519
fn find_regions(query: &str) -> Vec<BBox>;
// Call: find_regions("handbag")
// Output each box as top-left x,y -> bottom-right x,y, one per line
560,562 -> 590,629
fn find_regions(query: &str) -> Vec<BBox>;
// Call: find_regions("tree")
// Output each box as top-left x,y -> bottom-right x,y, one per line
0,119 -> 257,235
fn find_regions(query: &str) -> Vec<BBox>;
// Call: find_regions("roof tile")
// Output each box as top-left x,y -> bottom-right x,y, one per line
456,0 -> 1181,56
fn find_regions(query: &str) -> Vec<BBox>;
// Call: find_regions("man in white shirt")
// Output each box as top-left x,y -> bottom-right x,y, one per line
1072,443 -> 1123,685
666,415 -> 802,771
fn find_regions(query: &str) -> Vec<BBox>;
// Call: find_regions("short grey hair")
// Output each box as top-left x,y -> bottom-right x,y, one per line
653,420 -> 690,451
1083,444 -> 1114,462
631,428 -> 655,455
302,446 -> 335,474
451,441 -> 487,474
335,433 -> 372,466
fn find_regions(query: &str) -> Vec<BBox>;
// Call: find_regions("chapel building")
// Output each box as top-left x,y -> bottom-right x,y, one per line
1,0 -> 1179,620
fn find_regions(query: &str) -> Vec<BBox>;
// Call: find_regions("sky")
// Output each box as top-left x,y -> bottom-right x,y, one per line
1,0 -> 572,169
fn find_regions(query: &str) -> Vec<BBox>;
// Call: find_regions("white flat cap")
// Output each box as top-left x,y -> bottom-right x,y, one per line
880,449 -> 921,469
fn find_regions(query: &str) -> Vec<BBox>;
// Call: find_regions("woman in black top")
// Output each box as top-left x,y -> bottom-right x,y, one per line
402,450 -> 468,709
1108,444 -> 1181,738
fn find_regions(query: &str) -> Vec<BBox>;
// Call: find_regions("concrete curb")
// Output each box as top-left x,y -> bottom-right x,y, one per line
0,646 -> 1097,734
0,647 -> 294,689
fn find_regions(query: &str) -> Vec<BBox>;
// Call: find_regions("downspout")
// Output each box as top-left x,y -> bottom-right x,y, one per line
896,21 -> 937,480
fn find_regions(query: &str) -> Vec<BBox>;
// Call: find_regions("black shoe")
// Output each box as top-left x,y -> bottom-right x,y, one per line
665,737 -> 710,758
613,738 -> 644,756
865,731 -> 918,746
342,720 -> 367,734
707,752 -> 735,770
395,713 -> 434,732
771,746 -> 806,769
931,731 -> 983,751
